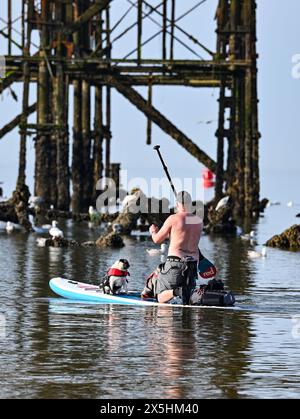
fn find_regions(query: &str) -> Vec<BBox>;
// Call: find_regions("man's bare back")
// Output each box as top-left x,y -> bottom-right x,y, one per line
150,212 -> 203,260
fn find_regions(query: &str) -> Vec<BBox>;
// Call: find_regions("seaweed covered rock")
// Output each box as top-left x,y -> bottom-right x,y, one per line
205,199 -> 237,235
0,183 -> 33,231
109,211 -> 140,235
96,232 -> 125,249
266,225 -> 300,250
36,237 -> 81,248
36,235 -> 124,249
107,190 -> 171,235
12,184 -> 33,232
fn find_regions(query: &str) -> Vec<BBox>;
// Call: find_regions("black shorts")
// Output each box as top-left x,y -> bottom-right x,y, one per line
156,257 -> 198,303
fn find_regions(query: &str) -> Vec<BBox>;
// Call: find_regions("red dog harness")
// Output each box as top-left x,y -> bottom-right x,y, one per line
107,268 -> 129,277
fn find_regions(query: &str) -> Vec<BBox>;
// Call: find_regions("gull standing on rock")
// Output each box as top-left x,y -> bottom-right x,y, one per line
215,196 -> 230,212
49,221 -> 64,239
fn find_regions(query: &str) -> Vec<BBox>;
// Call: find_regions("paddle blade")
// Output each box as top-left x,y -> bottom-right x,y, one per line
198,257 -> 217,279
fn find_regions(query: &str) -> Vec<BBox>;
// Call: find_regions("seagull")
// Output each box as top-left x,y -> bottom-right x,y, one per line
122,195 -> 137,209
6,222 -> 14,233
287,202 -> 294,208
248,246 -> 267,259
215,196 -> 230,212
146,244 -> 168,256
241,230 -> 256,241
49,221 -> 64,239
122,190 -> 141,210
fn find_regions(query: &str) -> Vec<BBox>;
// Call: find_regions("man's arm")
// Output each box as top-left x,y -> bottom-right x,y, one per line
150,216 -> 173,244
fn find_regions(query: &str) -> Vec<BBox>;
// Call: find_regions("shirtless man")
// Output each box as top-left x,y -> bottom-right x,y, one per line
149,191 -> 203,305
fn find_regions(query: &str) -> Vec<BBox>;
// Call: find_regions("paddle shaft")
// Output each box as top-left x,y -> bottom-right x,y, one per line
154,145 -> 177,198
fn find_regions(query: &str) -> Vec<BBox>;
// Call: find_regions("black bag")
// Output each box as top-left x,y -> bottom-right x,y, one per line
201,290 -> 235,307
190,279 -> 235,307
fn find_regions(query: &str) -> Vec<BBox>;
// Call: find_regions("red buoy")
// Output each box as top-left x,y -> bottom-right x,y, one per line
203,168 -> 214,180
202,169 -> 215,188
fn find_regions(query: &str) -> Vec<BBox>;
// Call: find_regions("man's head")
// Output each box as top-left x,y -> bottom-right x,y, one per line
176,191 -> 192,212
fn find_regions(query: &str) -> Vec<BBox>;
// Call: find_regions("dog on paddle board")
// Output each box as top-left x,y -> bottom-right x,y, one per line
100,259 -> 130,295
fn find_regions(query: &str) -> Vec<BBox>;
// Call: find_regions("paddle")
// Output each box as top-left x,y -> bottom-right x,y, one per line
153,145 -> 217,279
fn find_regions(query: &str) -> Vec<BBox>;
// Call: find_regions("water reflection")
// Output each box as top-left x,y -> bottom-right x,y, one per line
1,220 -> 300,399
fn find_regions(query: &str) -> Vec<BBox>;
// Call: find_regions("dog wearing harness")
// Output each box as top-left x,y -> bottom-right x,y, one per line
100,259 -> 130,295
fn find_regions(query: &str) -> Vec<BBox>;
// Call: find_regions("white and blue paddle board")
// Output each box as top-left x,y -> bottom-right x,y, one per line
49,278 -> 239,310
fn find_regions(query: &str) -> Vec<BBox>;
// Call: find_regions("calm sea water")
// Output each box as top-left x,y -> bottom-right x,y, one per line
0,170 -> 300,399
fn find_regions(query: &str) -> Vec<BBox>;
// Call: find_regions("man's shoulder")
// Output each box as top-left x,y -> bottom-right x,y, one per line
166,213 -> 177,223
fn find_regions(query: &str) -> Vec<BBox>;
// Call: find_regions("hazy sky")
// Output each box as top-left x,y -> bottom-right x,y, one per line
0,0 -> 299,197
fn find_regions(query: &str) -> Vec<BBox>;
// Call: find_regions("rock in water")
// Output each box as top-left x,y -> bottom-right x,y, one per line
266,225 -> 300,250
205,203 -> 237,235
36,237 -> 81,248
96,232 -> 125,248
81,241 -> 97,248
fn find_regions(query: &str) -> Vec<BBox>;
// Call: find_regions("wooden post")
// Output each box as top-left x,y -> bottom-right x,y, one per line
243,0 -> 260,217
72,0 -> 93,212
249,0 -> 260,213
105,5 -> 112,179
82,79 -> 92,211
93,12 -> 104,201
137,0 -> 143,63
225,0 -> 247,218
72,80 -> 84,212
17,4 -> 32,188
162,0 -> 167,60
93,85 -> 104,199
215,82 -> 226,199
53,1 -> 70,211
109,163 -> 121,199
35,0 -> 51,204
215,1 -> 229,200
215,0 -> 229,59
170,0 -> 176,60
7,0 -> 12,55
